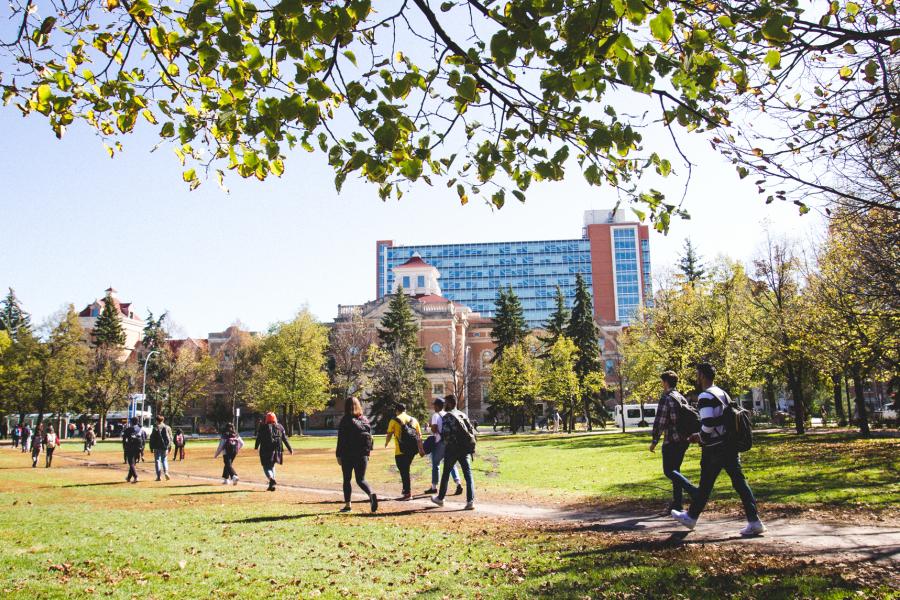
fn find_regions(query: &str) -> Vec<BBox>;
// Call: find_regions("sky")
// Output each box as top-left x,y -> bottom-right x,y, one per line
0,94 -> 824,338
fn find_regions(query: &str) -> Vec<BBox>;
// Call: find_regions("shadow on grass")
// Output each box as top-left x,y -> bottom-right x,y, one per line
62,481 -> 125,488
176,489 -> 253,496
224,513 -> 319,524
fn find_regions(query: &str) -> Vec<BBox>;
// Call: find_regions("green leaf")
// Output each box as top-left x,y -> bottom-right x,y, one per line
457,76 -> 477,101
307,78 -> 332,101
764,50 -> 781,70
649,8 -> 674,43
762,15 -> 792,43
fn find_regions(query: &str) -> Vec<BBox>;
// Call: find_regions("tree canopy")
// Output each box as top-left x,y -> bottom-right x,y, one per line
4,0 -> 893,220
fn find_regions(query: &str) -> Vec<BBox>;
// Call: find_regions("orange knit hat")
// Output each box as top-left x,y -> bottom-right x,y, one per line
265,412 -> 277,424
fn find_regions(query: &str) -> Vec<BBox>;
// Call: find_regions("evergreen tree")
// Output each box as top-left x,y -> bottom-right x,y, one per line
566,273 -> 603,430
140,311 -> 173,413
368,289 -> 427,431
92,294 -> 126,348
540,285 -> 570,352
677,239 -> 706,284
492,286 -> 529,362
378,288 -> 420,350
0,288 -> 32,341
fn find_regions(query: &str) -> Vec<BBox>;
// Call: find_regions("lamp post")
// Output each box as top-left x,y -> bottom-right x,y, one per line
141,350 -> 159,428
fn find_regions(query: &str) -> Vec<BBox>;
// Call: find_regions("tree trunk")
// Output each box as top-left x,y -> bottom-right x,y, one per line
100,411 -> 107,440
583,397 -> 593,431
764,375 -> 777,419
786,366 -> 805,434
831,372 -> 846,427
851,366 -> 871,438
844,376 -> 853,425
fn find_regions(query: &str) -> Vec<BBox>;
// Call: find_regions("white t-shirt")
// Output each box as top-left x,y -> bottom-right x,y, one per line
430,411 -> 445,443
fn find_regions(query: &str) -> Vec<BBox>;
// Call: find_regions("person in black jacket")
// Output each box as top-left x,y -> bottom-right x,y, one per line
336,397 -> 378,513
254,412 -> 292,491
122,417 -> 147,483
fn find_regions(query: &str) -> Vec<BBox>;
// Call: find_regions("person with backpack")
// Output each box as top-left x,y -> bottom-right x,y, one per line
30,424 -> 44,468
430,395 -> 477,510
11,424 -> 20,449
214,423 -> 244,485
83,426 -> 96,455
172,428 -> 186,461
148,415 -> 173,481
336,397 -> 378,513
255,412 -> 292,491
424,398 -> 463,496
384,403 -> 423,500
649,370 -> 699,513
44,426 -> 60,467
122,417 -> 146,483
671,363 -> 766,537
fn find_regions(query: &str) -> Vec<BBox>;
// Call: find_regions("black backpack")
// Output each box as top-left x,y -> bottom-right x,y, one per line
444,412 -> 477,455
393,418 -> 420,456
124,427 -> 143,453
724,399 -> 753,453
357,420 -> 374,454
224,436 -> 240,457
670,391 -> 701,438
263,424 -> 283,450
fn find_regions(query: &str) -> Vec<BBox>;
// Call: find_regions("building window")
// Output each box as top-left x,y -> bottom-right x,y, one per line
417,275 -> 425,288
432,383 -> 445,396
402,275 -> 410,288
430,342 -> 442,355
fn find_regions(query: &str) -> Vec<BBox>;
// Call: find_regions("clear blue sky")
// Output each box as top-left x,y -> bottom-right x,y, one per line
0,102 -> 822,337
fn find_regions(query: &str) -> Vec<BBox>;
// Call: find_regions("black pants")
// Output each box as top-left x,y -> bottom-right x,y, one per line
661,441 -> 694,509
222,454 -> 237,479
173,445 -> 184,460
688,447 -> 759,521
45,447 -> 55,467
394,453 -> 414,495
341,456 -> 373,502
126,453 -> 139,481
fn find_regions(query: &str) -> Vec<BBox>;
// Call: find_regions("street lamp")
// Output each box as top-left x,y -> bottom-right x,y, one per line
141,349 -> 159,429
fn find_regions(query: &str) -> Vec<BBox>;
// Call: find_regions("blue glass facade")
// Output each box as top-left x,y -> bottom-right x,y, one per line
640,238 -> 652,309
613,228 -> 641,322
377,240 -> 592,327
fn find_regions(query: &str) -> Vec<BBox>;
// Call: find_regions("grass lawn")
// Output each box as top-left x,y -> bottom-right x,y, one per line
0,449 -> 895,599
70,430 -> 900,516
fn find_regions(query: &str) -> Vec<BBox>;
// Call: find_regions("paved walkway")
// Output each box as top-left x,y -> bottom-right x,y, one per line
60,453 -> 900,564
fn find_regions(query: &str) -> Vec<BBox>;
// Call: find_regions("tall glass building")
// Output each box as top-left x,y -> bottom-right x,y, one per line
376,210 -> 651,327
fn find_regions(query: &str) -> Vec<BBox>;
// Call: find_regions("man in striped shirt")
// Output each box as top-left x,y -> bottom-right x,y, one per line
671,363 -> 766,537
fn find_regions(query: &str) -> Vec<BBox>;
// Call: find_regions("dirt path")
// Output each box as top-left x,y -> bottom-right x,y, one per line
59,453 -> 900,564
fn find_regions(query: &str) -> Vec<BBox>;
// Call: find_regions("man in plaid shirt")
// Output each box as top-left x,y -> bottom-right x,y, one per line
649,371 -> 698,512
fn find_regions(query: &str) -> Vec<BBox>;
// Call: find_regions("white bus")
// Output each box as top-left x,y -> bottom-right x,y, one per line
613,404 -> 657,428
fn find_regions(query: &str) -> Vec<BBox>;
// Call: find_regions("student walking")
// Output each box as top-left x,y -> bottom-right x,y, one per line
214,423 -> 244,485
671,363 -> 766,536
431,395 -> 477,510
424,398 -> 462,496
30,425 -> 44,468
148,415 -> 173,481
172,428 -> 186,461
11,424 -> 20,449
21,425 -> 31,453
44,426 -> 60,467
83,427 -> 96,455
650,371 -> 699,513
255,412 -> 292,491
122,417 -> 146,483
384,403 -> 423,500
336,397 -> 378,513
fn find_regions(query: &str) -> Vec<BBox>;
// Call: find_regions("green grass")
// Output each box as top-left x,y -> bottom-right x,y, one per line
0,454 -> 894,599
77,430 -> 900,512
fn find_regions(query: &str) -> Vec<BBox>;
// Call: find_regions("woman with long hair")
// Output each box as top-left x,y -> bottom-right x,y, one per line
336,397 -> 377,513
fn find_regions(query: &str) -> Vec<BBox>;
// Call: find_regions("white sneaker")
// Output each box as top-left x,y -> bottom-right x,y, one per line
671,509 -> 697,530
740,520 -> 766,537
232,476 -> 239,485
430,496 -> 444,507
222,479 -> 229,485
464,502 -> 475,511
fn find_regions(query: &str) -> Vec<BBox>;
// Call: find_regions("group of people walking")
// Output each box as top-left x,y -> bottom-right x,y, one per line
10,422 -> 60,468
650,363 -> 766,536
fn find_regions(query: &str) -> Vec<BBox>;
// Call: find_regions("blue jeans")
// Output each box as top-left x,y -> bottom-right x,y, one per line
438,450 -> 474,503
431,441 -> 460,488
154,448 -> 169,478
688,447 -> 759,522
662,441 -> 697,509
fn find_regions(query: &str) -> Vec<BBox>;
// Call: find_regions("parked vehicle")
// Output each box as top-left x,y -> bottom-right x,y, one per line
613,404 -> 658,428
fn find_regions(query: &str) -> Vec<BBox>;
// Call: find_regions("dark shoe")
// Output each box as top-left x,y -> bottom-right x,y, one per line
423,487 -> 438,495
267,479 -> 276,492
454,484 -> 464,496
156,477 -> 161,482
370,494 -> 379,513
339,505 -> 352,513
399,492 -> 411,501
